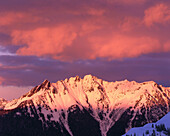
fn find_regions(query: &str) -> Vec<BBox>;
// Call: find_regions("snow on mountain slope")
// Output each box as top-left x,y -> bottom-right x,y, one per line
1,75 -> 170,136
157,112 -> 170,127
122,112 -> 170,136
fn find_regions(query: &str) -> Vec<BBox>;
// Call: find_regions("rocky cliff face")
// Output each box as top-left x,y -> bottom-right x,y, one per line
0,75 -> 169,136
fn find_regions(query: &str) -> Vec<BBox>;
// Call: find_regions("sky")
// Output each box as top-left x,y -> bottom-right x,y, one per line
0,0 -> 170,100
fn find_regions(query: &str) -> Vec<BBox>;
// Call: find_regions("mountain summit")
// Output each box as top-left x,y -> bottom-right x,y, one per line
0,75 -> 170,136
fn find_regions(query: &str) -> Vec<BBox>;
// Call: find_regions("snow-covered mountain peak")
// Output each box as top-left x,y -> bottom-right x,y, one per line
3,75 -> 169,110
24,79 -> 51,97
42,79 -> 51,87
1,75 -> 170,136
83,74 -> 95,80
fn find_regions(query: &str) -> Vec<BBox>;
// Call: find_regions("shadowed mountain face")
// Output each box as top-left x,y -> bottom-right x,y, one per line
0,75 -> 170,136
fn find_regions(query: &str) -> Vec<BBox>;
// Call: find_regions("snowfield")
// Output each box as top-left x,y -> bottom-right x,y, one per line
123,112 -> 170,136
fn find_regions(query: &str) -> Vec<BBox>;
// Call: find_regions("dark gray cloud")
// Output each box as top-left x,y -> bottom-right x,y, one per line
0,51 -> 170,87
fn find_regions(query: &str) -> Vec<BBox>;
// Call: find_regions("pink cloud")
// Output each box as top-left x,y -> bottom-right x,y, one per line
0,12 -> 42,26
89,35 -> 161,59
0,77 -> 4,85
87,8 -> 105,16
79,21 -> 104,36
0,0 -> 170,61
164,41 -> 170,52
119,17 -> 142,31
10,27 -> 170,60
70,7 -> 106,16
144,3 -> 170,26
106,0 -> 147,5
12,25 -> 77,58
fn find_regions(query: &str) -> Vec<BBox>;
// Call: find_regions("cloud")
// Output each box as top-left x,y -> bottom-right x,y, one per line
86,8 -> 105,16
89,35 -> 161,59
164,41 -> 170,52
119,17 -> 142,31
0,46 -> 16,56
144,3 -> 170,26
10,28 -> 170,60
0,54 -> 170,88
106,0 -> 147,5
0,76 -> 4,85
12,25 -> 77,58
79,20 -> 104,36
0,0 -> 170,61
0,12 -> 42,26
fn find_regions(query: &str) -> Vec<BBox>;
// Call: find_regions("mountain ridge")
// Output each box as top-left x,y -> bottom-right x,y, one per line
0,74 -> 169,136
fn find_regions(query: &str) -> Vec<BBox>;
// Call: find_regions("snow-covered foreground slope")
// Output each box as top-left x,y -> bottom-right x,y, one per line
123,112 -> 170,136
0,75 -> 170,136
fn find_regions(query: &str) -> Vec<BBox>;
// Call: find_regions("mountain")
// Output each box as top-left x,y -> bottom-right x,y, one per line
0,75 -> 169,136
123,112 -> 170,136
